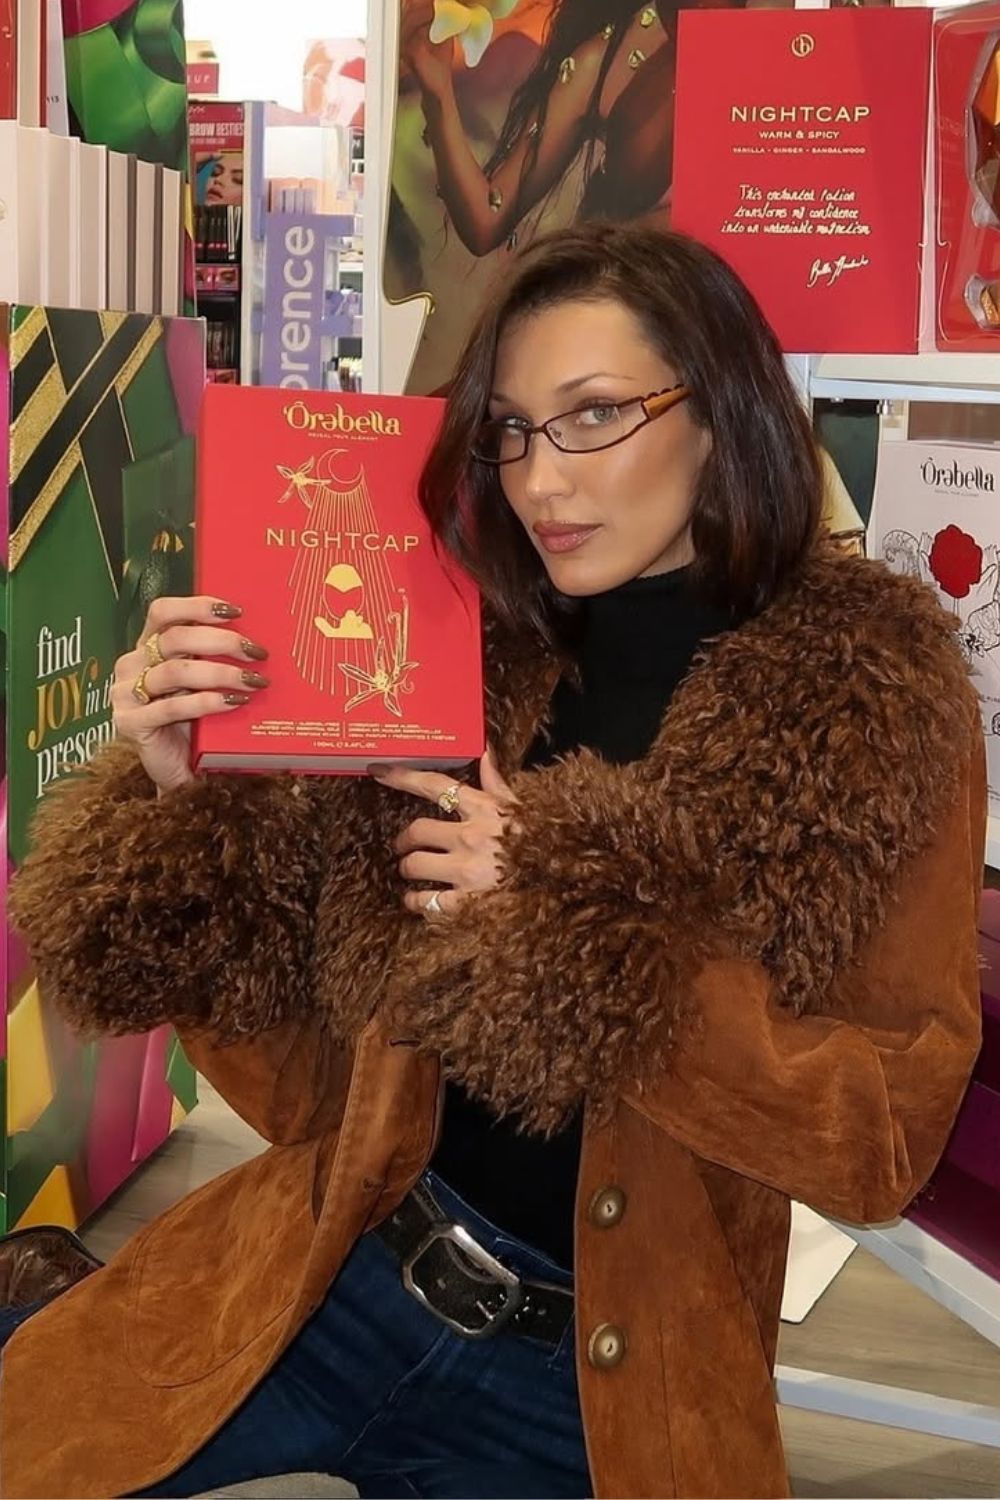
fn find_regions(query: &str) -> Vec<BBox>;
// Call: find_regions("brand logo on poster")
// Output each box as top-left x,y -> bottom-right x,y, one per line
283,399 -> 402,436
262,214 -> 361,392
921,457 -> 996,494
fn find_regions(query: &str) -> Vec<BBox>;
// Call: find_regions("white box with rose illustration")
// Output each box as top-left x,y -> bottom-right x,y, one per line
870,439 -> 1000,816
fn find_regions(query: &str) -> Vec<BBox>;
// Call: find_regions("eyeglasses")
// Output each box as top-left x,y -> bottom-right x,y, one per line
472,384 -> 691,467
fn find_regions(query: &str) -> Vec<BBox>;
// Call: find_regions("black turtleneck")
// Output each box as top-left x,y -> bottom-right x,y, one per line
430,565 -> 732,1269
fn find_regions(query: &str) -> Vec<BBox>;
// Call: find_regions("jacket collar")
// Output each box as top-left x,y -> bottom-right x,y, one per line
479,542 -> 977,1014
320,544 -> 977,1128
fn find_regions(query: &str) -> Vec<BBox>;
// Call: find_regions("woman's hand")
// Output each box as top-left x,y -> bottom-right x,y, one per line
401,0 -> 455,100
112,597 -> 270,795
372,749 -> 516,920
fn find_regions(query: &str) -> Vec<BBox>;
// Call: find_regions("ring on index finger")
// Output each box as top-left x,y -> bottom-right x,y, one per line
437,784 -> 462,817
131,666 -> 154,706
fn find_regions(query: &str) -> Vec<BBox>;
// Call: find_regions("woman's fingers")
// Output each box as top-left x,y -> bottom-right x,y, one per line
397,850 -> 455,885
113,655 -> 269,707
115,689 -> 253,732
143,623 -> 269,664
395,817 -> 459,855
370,764 -> 474,814
403,887 -> 465,920
139,594 -> 244,643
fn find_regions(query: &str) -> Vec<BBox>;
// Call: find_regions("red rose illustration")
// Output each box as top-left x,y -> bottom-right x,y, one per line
929,525 -> 983,599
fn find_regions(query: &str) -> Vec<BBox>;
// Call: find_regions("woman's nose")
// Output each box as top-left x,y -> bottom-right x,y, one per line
522,432 -> 574,503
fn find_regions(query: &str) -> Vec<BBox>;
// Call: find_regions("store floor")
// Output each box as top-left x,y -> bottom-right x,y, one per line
83,1084 -> 1000,1500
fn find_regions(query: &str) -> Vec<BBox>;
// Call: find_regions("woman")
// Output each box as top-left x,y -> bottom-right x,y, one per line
2,223 -> 984,1500
401,0 -> 675,257
399,0 -> 786,259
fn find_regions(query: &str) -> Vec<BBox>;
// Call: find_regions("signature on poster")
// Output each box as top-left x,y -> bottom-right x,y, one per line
807,254 -> 869,289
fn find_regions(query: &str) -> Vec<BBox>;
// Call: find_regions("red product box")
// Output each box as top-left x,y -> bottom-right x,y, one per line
936,3 -> 1000,348
671,9 -> 932,354
192,385 -> 484,775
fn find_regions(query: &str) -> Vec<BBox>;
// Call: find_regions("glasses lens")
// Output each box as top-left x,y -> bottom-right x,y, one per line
474,421 -> 526,465
549,404 -> 626,454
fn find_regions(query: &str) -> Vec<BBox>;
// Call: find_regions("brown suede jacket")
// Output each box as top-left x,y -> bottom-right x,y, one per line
1,548 -> 985,1499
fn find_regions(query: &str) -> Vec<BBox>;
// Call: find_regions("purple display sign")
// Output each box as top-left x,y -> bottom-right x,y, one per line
261,212 -> 355,391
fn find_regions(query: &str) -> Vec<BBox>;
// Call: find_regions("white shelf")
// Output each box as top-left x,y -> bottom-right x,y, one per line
831,1215 -> 1000,1353
811,353 -> 1000,404
777,1214 -> 1000,1447
776,1365 -> 1000,1449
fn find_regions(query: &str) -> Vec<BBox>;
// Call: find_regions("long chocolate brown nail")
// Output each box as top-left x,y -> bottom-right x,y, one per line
223,692 -> 251,706
241,670 -> 270,688
212,602 -> 242,620
241,638 -> 269,661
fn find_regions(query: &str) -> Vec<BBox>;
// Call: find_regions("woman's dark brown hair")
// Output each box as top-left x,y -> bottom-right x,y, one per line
419,220 -> 823,642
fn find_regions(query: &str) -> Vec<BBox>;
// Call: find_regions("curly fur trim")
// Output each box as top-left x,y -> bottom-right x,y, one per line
310,776 -> 425,1037
10,550 -> 980,1131
652,549 -> 978,1010
9,744 -> 332,1041
481,612 -> 562,777
386,754 -> 718,1135
387,550 -> 979,1131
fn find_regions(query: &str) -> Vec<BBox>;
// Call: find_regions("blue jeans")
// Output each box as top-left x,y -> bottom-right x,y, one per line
0,1174 -> 592,1499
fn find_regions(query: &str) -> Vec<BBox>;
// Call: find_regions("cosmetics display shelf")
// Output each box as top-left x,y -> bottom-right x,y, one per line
811,353 -> 1000,405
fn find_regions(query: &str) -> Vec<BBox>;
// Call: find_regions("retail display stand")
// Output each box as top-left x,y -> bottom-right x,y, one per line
189,98 -> 365,390
0,306 -> 204,1233
189,100 -> 247,383
0,3 -> 204,1233
246,102 -> 364,391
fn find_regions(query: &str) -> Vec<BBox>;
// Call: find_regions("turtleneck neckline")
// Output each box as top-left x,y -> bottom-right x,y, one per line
573,563 -> 729,687
587,563 -> 694,606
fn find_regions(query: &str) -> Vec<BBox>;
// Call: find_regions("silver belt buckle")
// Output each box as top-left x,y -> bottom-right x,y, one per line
401,1222 -> 524,1340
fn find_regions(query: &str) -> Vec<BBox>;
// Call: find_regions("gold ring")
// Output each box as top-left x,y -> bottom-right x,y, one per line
437,784 -> 461,816
144,631 -> 166,667
132,667 -> 153,705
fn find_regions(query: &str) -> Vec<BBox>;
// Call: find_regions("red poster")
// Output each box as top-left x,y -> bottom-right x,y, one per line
672,10 -> 931,354
193,385 -> 484,775
935,3 -> 1000,350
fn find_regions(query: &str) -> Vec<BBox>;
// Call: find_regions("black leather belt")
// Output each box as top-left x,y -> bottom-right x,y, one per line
374,1180 -> 574,1347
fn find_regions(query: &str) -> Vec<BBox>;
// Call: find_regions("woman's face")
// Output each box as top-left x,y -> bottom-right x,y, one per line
206,155 -> 244,204
490,298 -> 711,597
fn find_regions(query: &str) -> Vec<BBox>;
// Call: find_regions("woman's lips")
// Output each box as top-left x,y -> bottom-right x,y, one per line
533,523 -> 602,555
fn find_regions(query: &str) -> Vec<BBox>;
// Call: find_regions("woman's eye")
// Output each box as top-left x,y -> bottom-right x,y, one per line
574,404 -> 618,427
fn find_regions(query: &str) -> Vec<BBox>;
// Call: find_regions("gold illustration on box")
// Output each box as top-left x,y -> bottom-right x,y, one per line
274,450 -> 421,716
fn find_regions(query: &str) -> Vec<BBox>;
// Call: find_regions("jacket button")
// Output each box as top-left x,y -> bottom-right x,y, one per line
588,1323 -> 627,1370
588,1186 -> 626,1228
